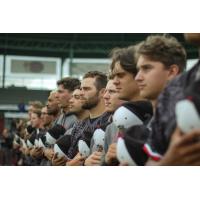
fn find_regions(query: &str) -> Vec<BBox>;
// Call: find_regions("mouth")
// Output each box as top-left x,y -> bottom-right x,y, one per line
69,105 -> 73,109
116,88 -> 121,92
138,85 -> 146,90
104,102 -> 111,107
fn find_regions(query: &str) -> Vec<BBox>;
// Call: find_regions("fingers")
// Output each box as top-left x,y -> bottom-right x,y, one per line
92,151 -> 103,159
84,151 -> 103,166
170,127 -> 182,142
178,129 -> 200,146
181,140 -> 200,156
107,144 -> 117,156
184,153 -> 200,165
53,152 -> 58,159
90,160 -> 101,165
170,127 -> 200,147
52,157 -> 66,166
67,160 -> 83,166
52,154 -> 66,166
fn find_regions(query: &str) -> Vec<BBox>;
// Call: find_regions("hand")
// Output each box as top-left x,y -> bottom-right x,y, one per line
24,148 -> 31,155
17,158 -> 23,166
20,147 -> 26,154
66,153 -> 85,166
30,147 -> 43,159
44,148 -> 54,160
52,153 -> 67,166
84,151 -> 103,166
13,142 -> 20,150
105,143 -> 117,164
159,127 -> 200,166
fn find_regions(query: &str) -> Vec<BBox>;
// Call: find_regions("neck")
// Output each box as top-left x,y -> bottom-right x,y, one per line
129,93 -> 145,102
76,110 -> 90,121
36,124 -> 43,130
150,99 -> 157,114
89,100 -> 105,119
54,110 -> 61,119
62,106 -> 69,113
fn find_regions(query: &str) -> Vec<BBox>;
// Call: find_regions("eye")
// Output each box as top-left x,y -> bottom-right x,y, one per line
125,117 -> 127,120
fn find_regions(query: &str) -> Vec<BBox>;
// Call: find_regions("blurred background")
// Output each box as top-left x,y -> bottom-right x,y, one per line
0,33 -> 198,133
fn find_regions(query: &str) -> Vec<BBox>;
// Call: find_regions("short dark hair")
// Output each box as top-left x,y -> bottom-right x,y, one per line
83,71 -> 107,91
137,34 -> 187,72
57,77 -> 80,92
109,45 -> 138,75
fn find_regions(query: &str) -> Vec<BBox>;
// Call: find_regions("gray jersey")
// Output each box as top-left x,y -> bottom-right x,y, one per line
56,112 -> 78,131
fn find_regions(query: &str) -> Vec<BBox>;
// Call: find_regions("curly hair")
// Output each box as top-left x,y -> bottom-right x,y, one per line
109,45 -> 138,75
137,34 -> 187,72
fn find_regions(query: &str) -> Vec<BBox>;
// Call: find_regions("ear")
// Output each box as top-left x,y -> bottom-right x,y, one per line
167,64 -> 180,80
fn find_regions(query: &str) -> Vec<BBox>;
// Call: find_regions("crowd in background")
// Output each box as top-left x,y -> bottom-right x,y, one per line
1,33 -> 200,166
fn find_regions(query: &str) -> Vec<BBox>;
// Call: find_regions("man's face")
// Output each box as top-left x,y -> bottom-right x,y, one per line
103,80 -> 124,112
47,92 -> 59,112
57,85 -> 72,109
41,107 -> 52,127
112,62 -> 140,101
69,89 -> 86,113
135,55 -> 171,101
30,113 -> 41,128
28,105 -> 34,119
80,77 -> 100,110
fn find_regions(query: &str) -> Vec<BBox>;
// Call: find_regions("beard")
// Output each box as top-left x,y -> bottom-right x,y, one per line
47,106 -> 60,116
82,94 -> 99,110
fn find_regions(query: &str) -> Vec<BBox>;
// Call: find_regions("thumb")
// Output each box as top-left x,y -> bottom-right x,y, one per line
170,126 -> 182,143
54,152 -> 58,159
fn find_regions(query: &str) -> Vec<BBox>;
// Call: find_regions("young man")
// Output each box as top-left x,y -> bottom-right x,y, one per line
144,33 -> 200,166
65,71 -> 111,166
46,90 -> 60,126
135,34 -> 186,110
28,109 -> 45,165
28,101 -> 43,121
56,77 -> 81,130
51,87 -> 89,166
68,87 -> 90,121
121,34 -> 186,165
104,45 -> 145,165
26,101 -> 43,137
41,106 -> 54,130
43,78 -> 80,165
111,46 -> 142,102
42,91 -> 61,164
84,78 -> 125,166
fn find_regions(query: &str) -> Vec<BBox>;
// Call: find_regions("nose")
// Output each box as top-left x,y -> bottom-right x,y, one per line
103,90 -> 110,100
69,98 -> 73,104
135,71 -> 143,82
79,89 -> 84,98
113,76 -> 120,86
